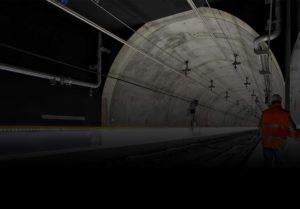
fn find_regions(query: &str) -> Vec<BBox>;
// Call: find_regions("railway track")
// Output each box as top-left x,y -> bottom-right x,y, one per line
104,130 -> 260,169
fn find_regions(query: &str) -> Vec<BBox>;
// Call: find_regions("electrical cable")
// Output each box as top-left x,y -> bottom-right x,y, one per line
187,0 -> 260,113
90,0 -> 185,65
0,43 -> 97,75
105,73 -> 257,122
204,0 -> 264,112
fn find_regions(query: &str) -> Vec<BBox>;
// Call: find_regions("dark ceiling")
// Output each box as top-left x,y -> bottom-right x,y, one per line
64,0 -> 266,36
58,0 -> 296,73
5,0 -> 297,70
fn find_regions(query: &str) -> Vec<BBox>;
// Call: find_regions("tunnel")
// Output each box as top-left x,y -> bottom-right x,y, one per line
0,0 -> 300,173
102,7 -> 284,127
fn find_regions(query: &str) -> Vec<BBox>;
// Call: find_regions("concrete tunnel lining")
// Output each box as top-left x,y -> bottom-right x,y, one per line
102,7 -> 284,127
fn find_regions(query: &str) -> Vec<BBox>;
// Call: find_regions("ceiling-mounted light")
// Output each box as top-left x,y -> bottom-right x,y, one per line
182,60 -> 191,76
209,80 -> 215,91
232,53 -> 241,70
225,91 -> 230,101
244,77 -> 251,88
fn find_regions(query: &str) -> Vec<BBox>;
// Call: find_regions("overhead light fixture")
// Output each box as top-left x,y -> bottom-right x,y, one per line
182,60 -> 191,76
209,80 -> 215,91
244,77 -> 251,88
232,53 -> 241,70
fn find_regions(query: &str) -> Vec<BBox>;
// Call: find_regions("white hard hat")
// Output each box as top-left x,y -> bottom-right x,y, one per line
271,94 -> 282,103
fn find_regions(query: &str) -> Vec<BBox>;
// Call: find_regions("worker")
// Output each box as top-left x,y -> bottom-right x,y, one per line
260,94 -> 298,168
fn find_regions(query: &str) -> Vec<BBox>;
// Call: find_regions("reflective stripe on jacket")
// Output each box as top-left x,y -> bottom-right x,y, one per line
261,103 -> 289,149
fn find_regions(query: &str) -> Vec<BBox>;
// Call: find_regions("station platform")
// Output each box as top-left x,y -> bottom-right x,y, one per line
0,127 -> 259,169
0,127 -> 256,161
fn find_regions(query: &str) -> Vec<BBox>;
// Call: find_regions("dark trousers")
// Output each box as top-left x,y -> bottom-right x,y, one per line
263,147 -> 286,168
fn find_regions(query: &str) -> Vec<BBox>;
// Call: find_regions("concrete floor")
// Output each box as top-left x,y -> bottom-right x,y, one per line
0,127 -> 256,161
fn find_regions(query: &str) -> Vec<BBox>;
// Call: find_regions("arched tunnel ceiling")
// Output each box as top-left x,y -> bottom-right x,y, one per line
102,7 -> 285,127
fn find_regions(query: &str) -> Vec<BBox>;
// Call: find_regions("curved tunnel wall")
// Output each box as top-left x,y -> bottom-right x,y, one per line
102,7 -> 284,127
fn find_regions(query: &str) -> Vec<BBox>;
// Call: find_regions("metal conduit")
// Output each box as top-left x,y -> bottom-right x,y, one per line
254,0 -> 281,55
0,63 -> 100,88
0,29 -> 104,89
46,0 -> 183,78
186,0 -> 216,39
186,0 -> 262,112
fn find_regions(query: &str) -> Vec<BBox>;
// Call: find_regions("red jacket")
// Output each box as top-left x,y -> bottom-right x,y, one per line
261,103 -> 289,149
